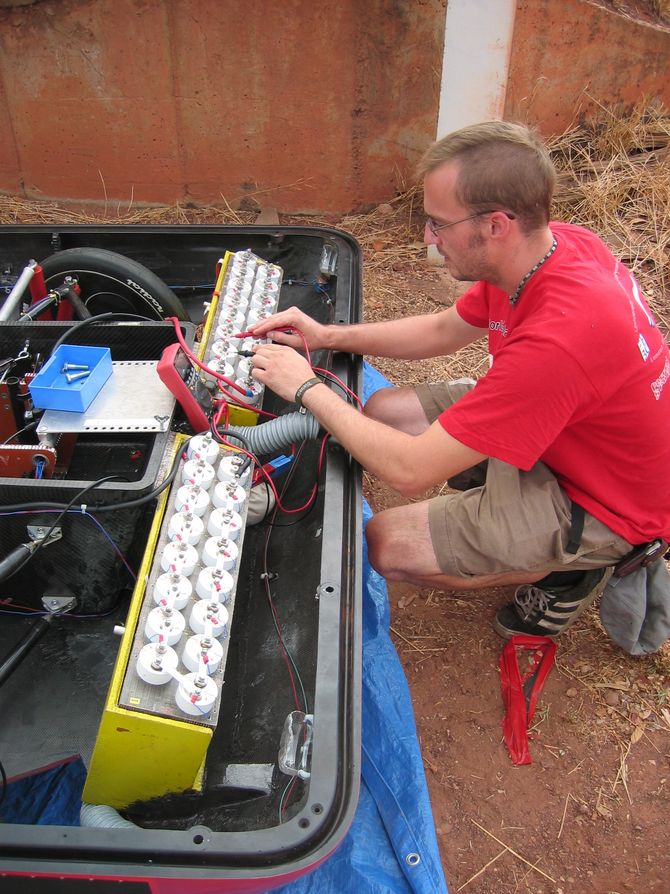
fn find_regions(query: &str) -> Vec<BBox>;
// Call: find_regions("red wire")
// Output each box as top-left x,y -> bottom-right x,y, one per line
263,577 -> 302,712
167,316 -> 248,396
312,366 -> 363,409
258,435 -> 329,515
222,396 -> 278,420
281,774 -> 300,818
240,325 -> 312,365
213,428 -> 329,516
213,400 -> 229,429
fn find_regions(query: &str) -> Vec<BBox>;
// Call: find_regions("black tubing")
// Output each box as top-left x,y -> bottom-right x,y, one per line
39,247 -> 188,321
0,616 -> 52,688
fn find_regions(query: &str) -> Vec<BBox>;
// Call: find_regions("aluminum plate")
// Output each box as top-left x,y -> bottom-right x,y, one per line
36,361 -> 176,434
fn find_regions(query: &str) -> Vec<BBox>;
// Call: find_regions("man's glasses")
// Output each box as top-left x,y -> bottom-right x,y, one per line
426,209 -> 516,236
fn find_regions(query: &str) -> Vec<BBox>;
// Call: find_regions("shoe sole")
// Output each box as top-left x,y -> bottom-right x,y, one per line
492,567 -> 613,640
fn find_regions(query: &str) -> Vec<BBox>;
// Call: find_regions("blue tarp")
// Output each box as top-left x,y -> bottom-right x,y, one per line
1,755 -> 86,826
276,362 -> 447,893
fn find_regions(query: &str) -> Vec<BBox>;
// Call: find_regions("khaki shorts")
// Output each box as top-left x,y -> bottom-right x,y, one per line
415,380 -> 633,578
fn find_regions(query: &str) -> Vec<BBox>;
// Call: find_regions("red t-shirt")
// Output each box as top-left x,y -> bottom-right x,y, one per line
441,221 -> 670,545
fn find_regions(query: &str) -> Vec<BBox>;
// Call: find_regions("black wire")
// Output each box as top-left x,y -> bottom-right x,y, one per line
49,312 -> 156,357
0,435 -> 199,514
1,421 -> 38,445
2,474 -> 125,581
0,756 -> 6,807
19,293 -> 59,320
209,425 -> 255,475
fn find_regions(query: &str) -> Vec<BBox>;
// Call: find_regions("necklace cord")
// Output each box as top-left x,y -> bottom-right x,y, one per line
509,238 -> 558,305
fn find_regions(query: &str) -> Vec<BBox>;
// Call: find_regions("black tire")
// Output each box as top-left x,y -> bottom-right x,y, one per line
39,247 -> 189,321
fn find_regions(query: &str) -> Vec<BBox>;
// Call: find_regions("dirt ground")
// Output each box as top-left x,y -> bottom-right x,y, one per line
361,267 -> 670,894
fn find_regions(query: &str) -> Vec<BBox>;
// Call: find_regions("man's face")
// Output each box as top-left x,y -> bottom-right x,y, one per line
423,162 -> 494,283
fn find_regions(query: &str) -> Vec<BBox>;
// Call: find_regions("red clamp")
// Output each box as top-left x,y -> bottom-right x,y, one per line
500,634 -> 557,765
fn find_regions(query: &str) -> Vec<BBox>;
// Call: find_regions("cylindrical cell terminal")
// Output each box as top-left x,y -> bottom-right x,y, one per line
167,511 -> 205,546
153,571 -> 192,610
189,599 -> 230,638
217,453 -> 250,484
206,506 -> 243,541
202,535 -> 239,570
187,433 -> 219,464
136,641 -> 179,685
160,540 -> 199,577
145,605 -> 186,646
174,483 -> 210,517
195,566 -> 234,603
182,633 -> 224,675
181,458 -> 216,490
212,480 -> 247,511
175,672 -> 219,716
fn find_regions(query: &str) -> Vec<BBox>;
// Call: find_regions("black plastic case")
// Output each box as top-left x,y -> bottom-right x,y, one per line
0,225 -> 363,892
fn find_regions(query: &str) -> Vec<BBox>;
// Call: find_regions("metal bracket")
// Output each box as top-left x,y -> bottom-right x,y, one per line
27,524 -> 63,547
41,595 -> 76,614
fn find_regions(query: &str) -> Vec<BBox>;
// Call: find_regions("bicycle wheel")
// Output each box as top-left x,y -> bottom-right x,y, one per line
39,247 -> 188,320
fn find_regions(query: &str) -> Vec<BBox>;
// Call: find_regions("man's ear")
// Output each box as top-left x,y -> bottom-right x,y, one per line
488,211 -> 514,237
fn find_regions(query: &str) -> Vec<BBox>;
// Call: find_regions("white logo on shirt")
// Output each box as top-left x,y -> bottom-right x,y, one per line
651,356 -> 670,400
489,320 -> 508,337
638,333 -> 650,361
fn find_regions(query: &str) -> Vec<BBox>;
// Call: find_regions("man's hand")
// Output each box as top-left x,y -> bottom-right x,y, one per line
246,307 -> 330,351
251,343 -> 317,403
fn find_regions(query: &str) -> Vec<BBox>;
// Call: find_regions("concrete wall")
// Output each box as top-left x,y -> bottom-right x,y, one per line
505,0 -> 670,132
0,0 -> 668,212
0,0 -> 445,212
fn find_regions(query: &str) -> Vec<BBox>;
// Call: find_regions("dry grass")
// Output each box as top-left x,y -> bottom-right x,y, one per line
549,101 -> 670,331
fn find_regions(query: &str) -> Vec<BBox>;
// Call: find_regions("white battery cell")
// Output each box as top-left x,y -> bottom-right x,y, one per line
160,540 -> 199,576
236,357 -> 254,380
195,566 -> 234,603
175,672 -> 218,716
209,339 -> 239,364
202,535 -> 239,570
262,279 -> 280,296
189,599 -> 230,638
136,642 -> 179,685
249,293 -> 275,313
207,358 -> 235,382
182,634 -> 224,675
145,605 -> 186,647
216,454 -> 250,483
233,378 -> 263,406
153,572 -> 192,611
224,296 -> 250,317
215,321 -> 237,342
245,307 -> 272,328
218,310 -> 247,331
212,480 -> 247,512
181,459 -> 216,490
206,507 -> 243,541
187,433 -> 219,465
167,511 -> 204,546
174,483 -> 210,517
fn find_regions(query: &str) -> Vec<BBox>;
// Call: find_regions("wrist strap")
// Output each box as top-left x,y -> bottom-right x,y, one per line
294,376 -> 322,406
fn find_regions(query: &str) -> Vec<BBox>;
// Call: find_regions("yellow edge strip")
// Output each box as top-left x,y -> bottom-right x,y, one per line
198,251 -> 233,360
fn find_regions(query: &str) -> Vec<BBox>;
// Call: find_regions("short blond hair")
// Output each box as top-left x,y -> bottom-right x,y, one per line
418,121 -> 556,233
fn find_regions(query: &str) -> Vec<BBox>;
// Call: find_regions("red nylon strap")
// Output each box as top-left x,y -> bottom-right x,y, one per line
500,634 -> 557,765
